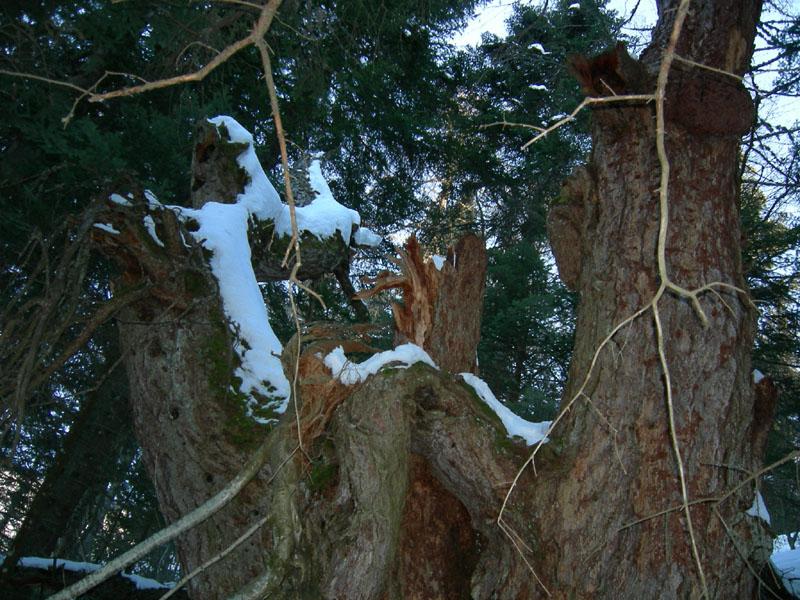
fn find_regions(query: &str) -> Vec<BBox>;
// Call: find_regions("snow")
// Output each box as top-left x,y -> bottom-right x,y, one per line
144,189 -> 162,210
568,2 -> 580,8
97,116 -> 381,419
772,548 -> 800,597
287,160 -> 362,245
142,215 -> 164,247
1,555 -> 171,591
432,254 -> 446,270
530,84 -> 549,91
206,116 -> 366,246
93,223 -> 119,234
746,489 -> 771,525
323,343 -> 438,385
353,226 -> 382,247
179,200 -> 290,415
530,43 -> 549,55
753,369 -> 765,383
183,115 -> 383,415
459,373 -> 551,446
206,116 -> 283,222
322,344 -> 552,447
109,193 -> 132,206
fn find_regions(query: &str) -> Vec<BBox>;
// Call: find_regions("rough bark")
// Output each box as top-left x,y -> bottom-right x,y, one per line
539,0 -> 770,597
80,3 -> 777,593
92,147 -> 517,600
92,176 -> 524,599
296,363 -> 535,600
190,119 -> 360,284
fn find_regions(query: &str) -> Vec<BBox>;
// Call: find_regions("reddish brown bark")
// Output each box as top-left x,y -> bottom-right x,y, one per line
93,188 -> 509,599
80,2 -> 775,596
537,0 -> 770,597
357,233 -> 488,374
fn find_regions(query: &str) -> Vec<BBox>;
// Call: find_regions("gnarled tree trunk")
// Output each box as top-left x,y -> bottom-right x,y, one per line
80,2 -> 775,597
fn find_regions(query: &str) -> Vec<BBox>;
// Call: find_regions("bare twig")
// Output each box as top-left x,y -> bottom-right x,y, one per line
521,94 -> 655,149
256,34 -> 300,271
480,118 -> 545,133
651,2 -> 710,594
0,69 -> 88,94
674,54 -> 745,81
81,0 -> 282,103
47,437 -> 289,600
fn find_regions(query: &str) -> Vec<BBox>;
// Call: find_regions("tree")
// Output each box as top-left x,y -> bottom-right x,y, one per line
738,0 -> 800,552
0,0 -> 784,598
531,0 -> 770,593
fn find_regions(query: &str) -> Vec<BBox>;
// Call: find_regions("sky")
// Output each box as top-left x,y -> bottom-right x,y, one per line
453,0 -> 659,48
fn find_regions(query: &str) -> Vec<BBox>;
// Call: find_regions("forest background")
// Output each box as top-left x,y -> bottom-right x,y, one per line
0,0 -> 798,593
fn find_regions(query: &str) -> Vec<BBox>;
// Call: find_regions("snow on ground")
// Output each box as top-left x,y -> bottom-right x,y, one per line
1,555 -> 171,590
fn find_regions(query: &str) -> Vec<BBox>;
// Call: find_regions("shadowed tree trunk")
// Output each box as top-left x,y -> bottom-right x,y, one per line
67,1 -> 775,598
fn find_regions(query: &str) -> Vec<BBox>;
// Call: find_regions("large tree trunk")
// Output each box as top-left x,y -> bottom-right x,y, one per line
541,0 -> 771,597
79,2 -> 776,597
101,217 -> 533,599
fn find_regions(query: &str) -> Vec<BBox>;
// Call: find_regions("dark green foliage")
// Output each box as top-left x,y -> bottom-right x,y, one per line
742,181 -> 800,545
478,242 -> 575,421
1,0 -> 797,587
416,1 -> 619,422
739,0 -> 800,547
0,0 -> 483,584
417,0 -> 618,252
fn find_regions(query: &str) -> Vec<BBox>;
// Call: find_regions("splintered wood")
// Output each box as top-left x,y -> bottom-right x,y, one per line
356,233 -> 488,375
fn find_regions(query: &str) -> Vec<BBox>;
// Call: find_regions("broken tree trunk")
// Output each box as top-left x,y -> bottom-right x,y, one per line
88,133 -> 530,598
356,233 -> 488,374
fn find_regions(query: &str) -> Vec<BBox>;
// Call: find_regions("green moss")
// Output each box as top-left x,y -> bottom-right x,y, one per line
493,429 -> 513,454
184,270 -> 211,298
461,380 -> 503,425
459,379 -> 517,453
250,219 -> 349,265
201,312 -> 274,447
214,122 -> 251,192
305,458 -> 337,493
222,143 -> 250,191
